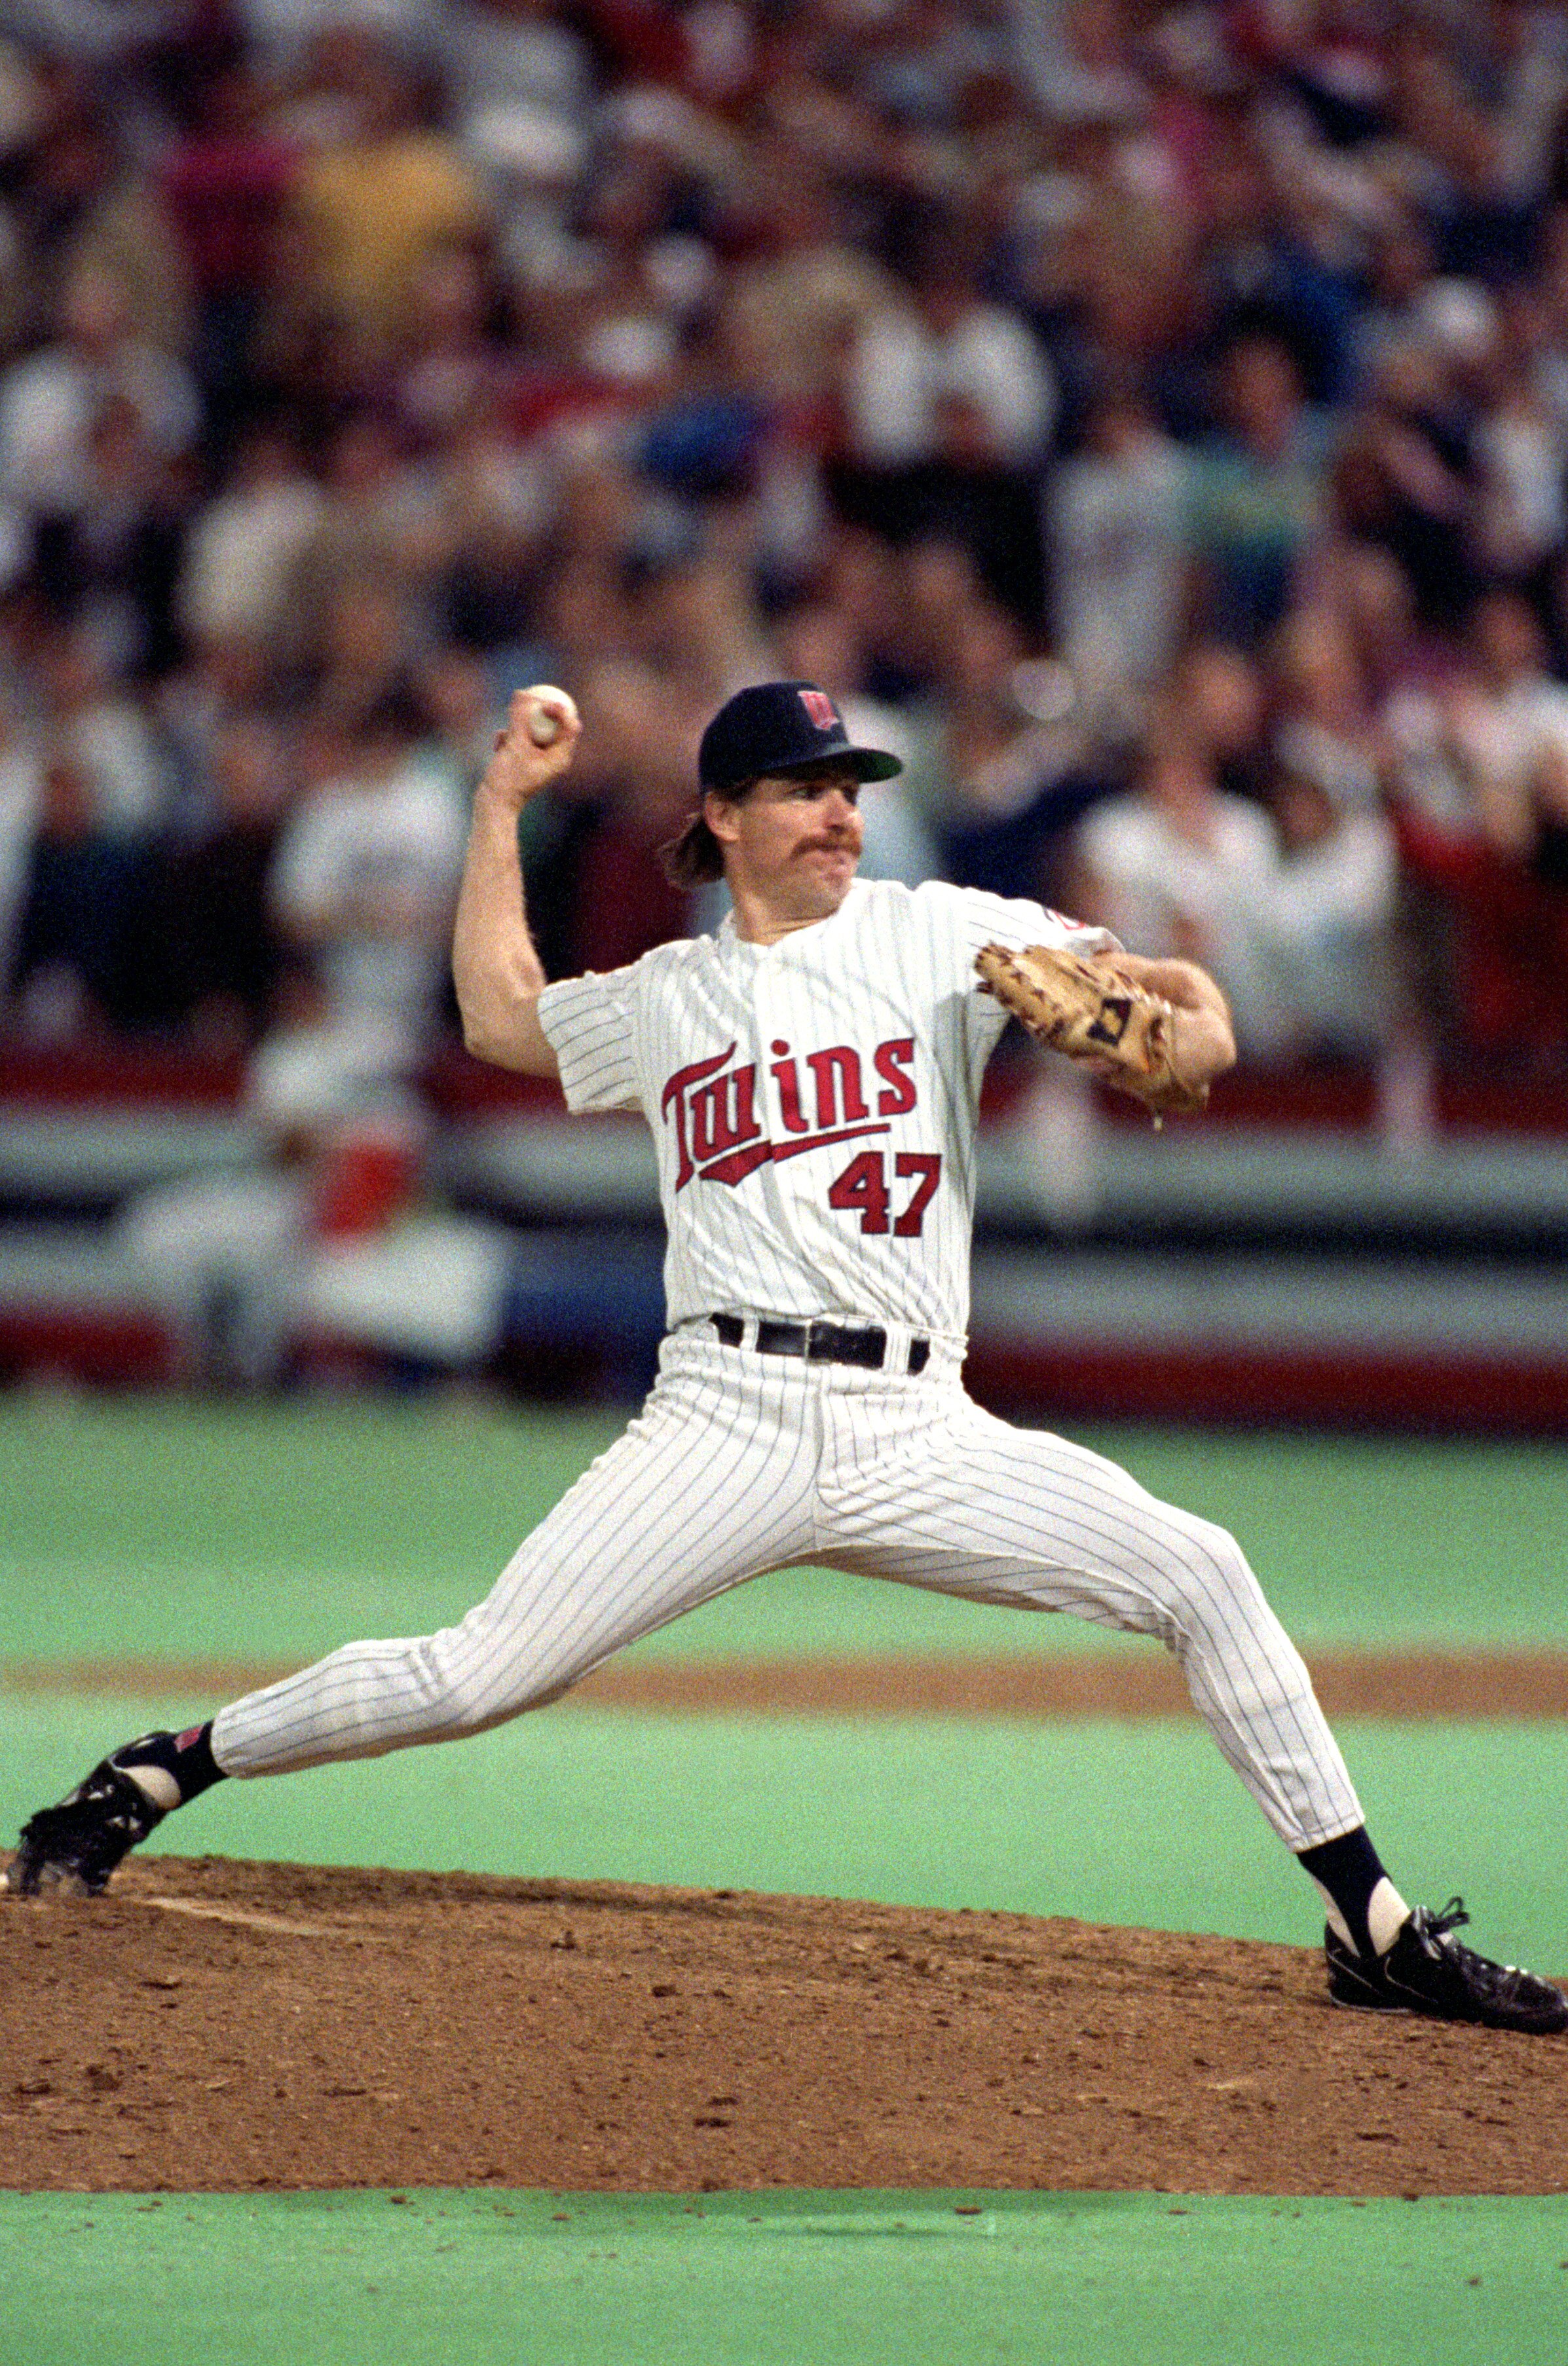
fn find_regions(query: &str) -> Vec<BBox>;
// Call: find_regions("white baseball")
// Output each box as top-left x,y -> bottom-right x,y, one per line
524,686 -> 578,747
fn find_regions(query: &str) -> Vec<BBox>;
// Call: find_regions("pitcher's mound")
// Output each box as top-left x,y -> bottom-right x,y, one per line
3,1857 -> 1562,2194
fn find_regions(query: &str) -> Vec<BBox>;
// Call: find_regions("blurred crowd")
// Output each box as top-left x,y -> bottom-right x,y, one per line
3,0 -> 1568,1093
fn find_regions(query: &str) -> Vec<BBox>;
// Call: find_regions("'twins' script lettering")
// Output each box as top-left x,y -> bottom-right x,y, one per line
662,1038 -> 918,1188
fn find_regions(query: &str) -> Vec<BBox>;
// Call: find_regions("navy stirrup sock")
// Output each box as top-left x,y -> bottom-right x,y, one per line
1297,1826 -> 1408,1959
113,1723 -> 226,1811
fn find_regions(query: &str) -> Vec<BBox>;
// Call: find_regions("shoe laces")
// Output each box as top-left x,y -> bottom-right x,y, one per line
1422,1896 -> 1471,1944
1418,1896 -> 1534,1989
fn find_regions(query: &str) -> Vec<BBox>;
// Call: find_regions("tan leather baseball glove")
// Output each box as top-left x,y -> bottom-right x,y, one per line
975,943 -> 1210,1121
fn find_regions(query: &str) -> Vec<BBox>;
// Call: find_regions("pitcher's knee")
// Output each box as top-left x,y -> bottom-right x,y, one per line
1148,1510 -> 1269,1646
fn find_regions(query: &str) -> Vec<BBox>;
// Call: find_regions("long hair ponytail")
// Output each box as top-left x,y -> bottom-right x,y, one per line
661,800 -> 730,886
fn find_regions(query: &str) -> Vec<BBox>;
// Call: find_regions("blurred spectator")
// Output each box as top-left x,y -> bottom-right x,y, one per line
917,597 -> 1105,901
278,33 -> 490,382
1185,332 -> 1326,648
817,526 -> 940,705
178,415 -> 324,654
157,631 -> 272,821
898,538 -> 995,701
634,303 -> 773,514
6,745 -> 143,1038
722,165 -> 892,414
1269,605 -> 1383,814
436,0 -> 591,166
1328,542 -> 1451,708
840,208 -> 1055,621
1481,0 -> 1568,203
633,545 -> 775,711
1017,0 -> 1148,128
1172,639 -> 1268,808
159,63 -> 301,450
34,623 -> 170,831
525,436 -> 648,675
1188,99 -> 1360,409
1334,335 -> 1478,629
1048,386 -> 1188,697
1470,285 -> 1567,586
267,684 -> 466,1068
138,713 -> 291,1047
26,392 -> 188,679
1071,718 -> 1289,1057
420,389 -> 553,654
564,657 -> 694,971
1386,589 -> 1568,1062
847,217 -> 1027,466
236,2 -> 431,75
393,246 -> 505,445
1446,586 -> 1568,852
0,257 -> 199,526
3,2 -> 188,74
539,98 -> 717,398
1428,80 -> 1540,284
416,642 -> 504,804
1265,761 -> 1400,1062
1351,217 -> 1451,393
5,70 -> 193,356
275,404 -> 441,676
308,569 -> 424,740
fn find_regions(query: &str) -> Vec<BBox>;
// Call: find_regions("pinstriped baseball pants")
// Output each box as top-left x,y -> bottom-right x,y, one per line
211,1329 -> 1364,1852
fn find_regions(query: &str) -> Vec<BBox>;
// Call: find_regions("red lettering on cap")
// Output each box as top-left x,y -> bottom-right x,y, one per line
798,688 -> 837,730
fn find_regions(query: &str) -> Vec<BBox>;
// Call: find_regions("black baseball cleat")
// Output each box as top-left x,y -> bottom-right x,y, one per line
1326,1898 -> 1568,2035
3,1752 -> 172,1898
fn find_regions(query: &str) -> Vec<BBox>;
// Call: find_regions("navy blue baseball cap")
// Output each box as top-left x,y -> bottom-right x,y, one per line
697,681 -> 903,794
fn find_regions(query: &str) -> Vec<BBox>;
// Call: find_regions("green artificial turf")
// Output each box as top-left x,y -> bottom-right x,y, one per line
3,1397 -> 1567,1662
5,2190 -> 1567,2366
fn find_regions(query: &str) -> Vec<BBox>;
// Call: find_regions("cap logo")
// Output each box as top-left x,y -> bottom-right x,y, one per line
798,689 -> 837,730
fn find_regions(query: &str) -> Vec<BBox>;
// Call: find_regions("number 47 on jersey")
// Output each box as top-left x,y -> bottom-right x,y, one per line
828,1151 -> 942,1236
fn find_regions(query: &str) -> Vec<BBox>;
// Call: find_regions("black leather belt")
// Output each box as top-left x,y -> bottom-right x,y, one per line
711,1313 -> 929,1376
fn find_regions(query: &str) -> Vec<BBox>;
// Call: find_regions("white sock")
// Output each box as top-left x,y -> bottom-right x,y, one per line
118,1763 -> 179,1813
1314,1874 -> 1410,1958
1367,1876 -> 1410,1956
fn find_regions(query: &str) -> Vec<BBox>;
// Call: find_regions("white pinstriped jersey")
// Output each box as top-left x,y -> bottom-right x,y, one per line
537,879 -> 1111,1338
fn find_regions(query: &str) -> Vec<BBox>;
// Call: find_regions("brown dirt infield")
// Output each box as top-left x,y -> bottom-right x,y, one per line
3,1856 -> 1565,2199
9,1645 -> 1568,1719
5,1647 -> 1565,2198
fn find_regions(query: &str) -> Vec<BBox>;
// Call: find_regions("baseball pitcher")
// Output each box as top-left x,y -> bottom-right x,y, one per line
7,680 -> 1564,2035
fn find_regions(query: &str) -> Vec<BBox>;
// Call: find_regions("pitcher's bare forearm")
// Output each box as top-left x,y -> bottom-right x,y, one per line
1100,952 -> 1237,1089
451,690 -> 580,1076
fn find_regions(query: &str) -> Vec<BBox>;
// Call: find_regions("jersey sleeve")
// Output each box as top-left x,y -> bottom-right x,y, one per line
954,887 -> 1120,1055
957,886 -> 1119,966
536,968 -> 643,1114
